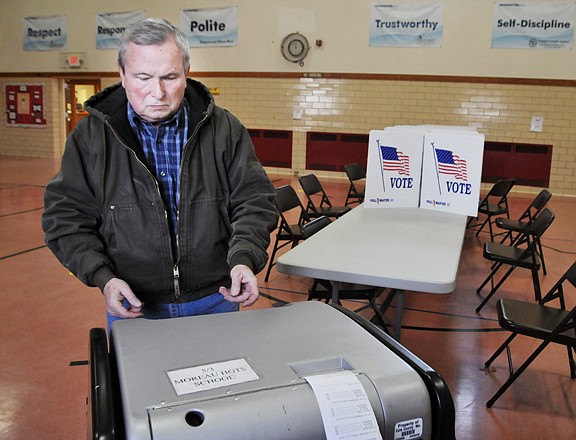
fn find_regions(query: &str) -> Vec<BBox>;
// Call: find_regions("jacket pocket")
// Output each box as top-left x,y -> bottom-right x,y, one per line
178,198 -> 230,289
101,202 -> 173,294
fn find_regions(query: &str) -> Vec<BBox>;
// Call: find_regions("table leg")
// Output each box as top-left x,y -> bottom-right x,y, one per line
371,288 -> 405,341
394,290 -> 405,340
330,281 -> 340,304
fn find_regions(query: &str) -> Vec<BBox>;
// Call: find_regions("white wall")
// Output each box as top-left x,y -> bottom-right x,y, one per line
1,0 -> 575,79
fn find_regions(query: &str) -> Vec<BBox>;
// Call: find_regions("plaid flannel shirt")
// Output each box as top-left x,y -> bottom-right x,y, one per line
128,101 -> 190,248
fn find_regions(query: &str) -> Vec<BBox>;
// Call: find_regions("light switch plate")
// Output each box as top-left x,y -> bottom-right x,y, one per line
293,106 -> 304,119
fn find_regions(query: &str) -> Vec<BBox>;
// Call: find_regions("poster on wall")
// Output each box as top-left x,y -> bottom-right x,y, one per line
492,2 -> 576,49
96,10 -> 146,49
5,84 -> 46,127
369,2 -> 444,47
23,15 -> 67,51
180,7 -> 238,47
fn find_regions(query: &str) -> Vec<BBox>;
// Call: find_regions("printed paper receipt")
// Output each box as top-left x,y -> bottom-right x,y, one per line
304,371 -> 383,440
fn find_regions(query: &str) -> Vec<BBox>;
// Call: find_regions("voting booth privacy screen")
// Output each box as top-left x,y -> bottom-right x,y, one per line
365,126 -> 484,217
89,302 -> 456,440
365,127 -> 424,208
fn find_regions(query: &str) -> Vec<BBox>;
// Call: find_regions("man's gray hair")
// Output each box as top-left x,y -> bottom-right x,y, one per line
118,18 -> 190,72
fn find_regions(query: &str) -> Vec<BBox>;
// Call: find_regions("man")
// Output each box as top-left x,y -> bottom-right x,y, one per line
42,18 -> 278,327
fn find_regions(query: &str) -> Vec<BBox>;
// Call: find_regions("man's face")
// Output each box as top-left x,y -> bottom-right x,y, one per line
119,38 -> 189,125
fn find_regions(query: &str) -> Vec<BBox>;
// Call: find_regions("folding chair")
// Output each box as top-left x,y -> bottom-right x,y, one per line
343,163 -> 366,206
466,179 -> 515,241
496,189 -> 552,275
484,260 -> 576,408
476,208 -> 555,313
298,174 -> 352,219
264,185 -> 331,282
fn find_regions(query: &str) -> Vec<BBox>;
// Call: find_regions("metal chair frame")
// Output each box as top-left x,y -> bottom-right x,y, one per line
264,185 -> 330,282
484,261 -> 576,408
467,179 -> 515,241
298,174 -> 352,219
496,189 -> 552,275
476,208 -> 555,313
343,163 -> 366,206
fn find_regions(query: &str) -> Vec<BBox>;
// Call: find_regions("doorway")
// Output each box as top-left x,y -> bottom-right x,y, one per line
65,79 -> 101,136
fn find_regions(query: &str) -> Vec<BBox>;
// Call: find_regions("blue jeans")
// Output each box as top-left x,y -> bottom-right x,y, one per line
107,292 -> 239,332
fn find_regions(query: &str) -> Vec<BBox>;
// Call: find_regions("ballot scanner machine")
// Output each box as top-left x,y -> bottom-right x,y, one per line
89,301 -> 455,440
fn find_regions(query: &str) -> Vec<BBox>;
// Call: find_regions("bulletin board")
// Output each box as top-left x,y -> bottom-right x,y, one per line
5,83 -> 46,126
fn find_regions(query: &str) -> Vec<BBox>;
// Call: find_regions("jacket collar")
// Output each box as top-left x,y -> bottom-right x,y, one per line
84,78 -> 213,151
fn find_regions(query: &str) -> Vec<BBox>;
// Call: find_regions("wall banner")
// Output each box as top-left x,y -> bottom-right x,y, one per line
492,2 -> 576,49
96,11 -> 146,50
23,15 -> 67,51
180,7 -> 238,47
370,3 -> 444,47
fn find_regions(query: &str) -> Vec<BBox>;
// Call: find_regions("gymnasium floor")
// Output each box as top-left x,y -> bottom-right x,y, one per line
1,155 -> 575,439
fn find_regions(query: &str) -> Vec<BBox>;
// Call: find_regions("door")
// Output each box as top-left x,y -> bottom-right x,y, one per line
65,79 -> 101,135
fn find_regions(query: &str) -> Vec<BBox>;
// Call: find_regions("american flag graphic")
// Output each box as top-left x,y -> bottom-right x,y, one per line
435,148 -> 467,180
380,145 -> 410,175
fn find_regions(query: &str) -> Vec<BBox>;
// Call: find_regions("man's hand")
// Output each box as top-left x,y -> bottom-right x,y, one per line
219,264 -> 259,307
103,278 -> 144,319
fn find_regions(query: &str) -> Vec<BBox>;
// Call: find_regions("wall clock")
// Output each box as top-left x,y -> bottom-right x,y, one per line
281,32 -> 310,65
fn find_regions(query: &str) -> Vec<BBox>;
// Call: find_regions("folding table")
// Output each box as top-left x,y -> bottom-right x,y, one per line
277,205 -> 467,340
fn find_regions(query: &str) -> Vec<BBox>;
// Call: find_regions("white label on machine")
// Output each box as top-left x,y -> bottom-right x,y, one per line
167,358 -> 259,396
304,371 -> 383,440
394,418 -> 423,440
